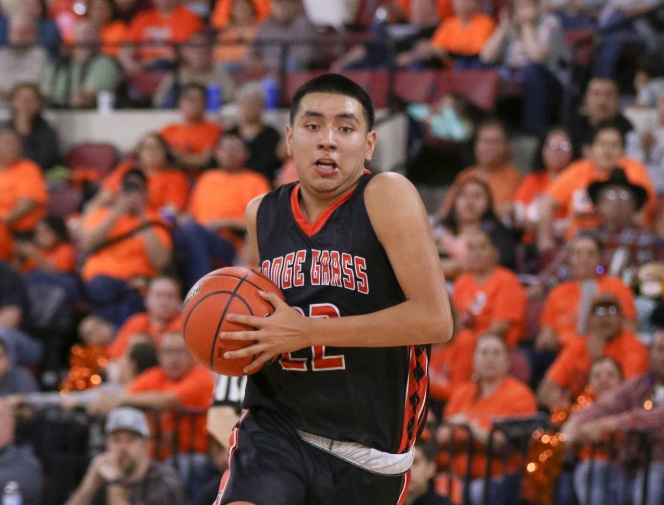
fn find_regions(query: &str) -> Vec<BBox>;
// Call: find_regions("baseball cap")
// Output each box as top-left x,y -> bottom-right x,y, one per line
105,407 -> 150,437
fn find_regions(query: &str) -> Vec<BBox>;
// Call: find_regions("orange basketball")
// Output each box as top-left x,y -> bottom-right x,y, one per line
181,266 -> 284,376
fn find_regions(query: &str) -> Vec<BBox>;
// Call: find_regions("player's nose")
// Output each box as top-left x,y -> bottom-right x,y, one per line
317,126 -> 337,150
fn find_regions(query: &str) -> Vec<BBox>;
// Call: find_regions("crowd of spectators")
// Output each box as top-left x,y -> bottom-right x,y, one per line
1,0 -> 664,504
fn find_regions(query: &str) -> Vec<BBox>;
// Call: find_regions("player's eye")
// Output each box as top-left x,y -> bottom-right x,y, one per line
305,123 -> 320,130
339,126 -> 354,133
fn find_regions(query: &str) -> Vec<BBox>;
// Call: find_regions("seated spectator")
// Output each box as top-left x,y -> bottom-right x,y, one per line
12,214 -> 76,275
0,397 -> 42,505
569,78 -> 634,154
396,0 -> 496,70
159,84 -> 223,174
512,126 -> 578,245
242,0 -> 319,73
154,32 -> 236,109
538,122 -> 656,250
562,330 -> 664,505
87,0 -> 130,57
79,169 -> 173,328
535,233 -> 638,353
64,406 -> 186,505
0,0 -> 61,57
87,331 -> 214,500
194,373 -> 246,505
436,334 -> 537,505
213,0 -> 261,71
330,0 -> 441,72
537,293 -> 649,410
0,335 -> 38,395
446,230 -> 526,385
211,0 -> 270,30
0,128 -> 48,258
88,133 -> 190,215
3,83 -> 60,173
480,0 -> 569,135
626,89 -> 664,194
405,437 -> 453,505
41,20 -> 122,109
226,81 -> 283,182
436,119 -> 523,224
535,169 -> 663,296
632,51 -> 664,109
433,177 -> 517,278
0,260 -> 42,368
591,0 -> 659,80
106,275 -> 182,360
174,132 -> 271,289
0,15 -> 48,104
120,0 -> 203,74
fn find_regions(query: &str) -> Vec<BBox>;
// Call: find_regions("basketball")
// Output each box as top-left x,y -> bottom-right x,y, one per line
181,266 -> 284,376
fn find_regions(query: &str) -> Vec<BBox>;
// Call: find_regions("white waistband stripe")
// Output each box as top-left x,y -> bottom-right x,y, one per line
297,430 -> 414,476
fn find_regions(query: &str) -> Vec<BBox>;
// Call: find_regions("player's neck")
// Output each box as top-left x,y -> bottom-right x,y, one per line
297,182 -> 358,223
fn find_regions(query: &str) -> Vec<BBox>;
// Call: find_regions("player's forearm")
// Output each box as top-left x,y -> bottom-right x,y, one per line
306,299 -> 453,348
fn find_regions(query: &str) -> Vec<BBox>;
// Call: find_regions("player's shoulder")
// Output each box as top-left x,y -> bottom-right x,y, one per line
364,172 -> 420,206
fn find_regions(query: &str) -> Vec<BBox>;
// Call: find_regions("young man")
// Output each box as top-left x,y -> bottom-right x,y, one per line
214,74 -> 453,504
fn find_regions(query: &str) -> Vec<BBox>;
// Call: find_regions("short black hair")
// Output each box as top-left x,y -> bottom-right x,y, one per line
290,73 -> 375,131
180,83 -> 207,101
128,342 -> 159,375
591,120 -> 626,147
121,168 -> 147,192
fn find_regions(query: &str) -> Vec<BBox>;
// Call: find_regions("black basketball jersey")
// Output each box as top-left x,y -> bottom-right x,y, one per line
246,173 -> 429,455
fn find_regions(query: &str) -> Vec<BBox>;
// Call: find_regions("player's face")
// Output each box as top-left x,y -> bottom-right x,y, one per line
286,92 -> 376,200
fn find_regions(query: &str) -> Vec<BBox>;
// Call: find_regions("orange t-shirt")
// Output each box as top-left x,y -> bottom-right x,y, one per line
397,0 -> 453,20
210,0 -> 270,29
452,266 -> 527,347
444,377 -> 537,478
214,25 -> 256,63
107,312 -> 181,360
126,365 -> 214,456
0,225 -> 11,262
540,276 -> 637,348
442,165 -> 523,216
430,13 -> 496,56
546,329 -> 648,398
101,20 -> 131,57
81,209 -> 172,281
128,6 -> 204,61
545,158 -> 656,238
0,160 -> 48,232
159,122 -> 223,156
187,169 -> 271,248
21,243 -> 77,273
514,172 -> 567,243
102,161 -> 190,212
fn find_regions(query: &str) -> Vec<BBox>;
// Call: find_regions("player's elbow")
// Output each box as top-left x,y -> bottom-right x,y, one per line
427,311 -> 454,344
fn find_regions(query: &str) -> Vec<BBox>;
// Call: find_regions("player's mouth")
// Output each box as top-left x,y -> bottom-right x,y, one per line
314,158 -> 339,174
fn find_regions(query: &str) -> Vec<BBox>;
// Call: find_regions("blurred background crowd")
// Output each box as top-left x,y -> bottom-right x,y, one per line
2,0 -> 664,504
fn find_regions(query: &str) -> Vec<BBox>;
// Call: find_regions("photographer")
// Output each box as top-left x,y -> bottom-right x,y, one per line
79,169 -> 172,329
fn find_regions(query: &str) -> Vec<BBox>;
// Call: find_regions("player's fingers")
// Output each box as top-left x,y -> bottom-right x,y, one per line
222,341 -> 265,360
258,290 -> 287,308
243,351 -> 277,375
224,313 -> 265,329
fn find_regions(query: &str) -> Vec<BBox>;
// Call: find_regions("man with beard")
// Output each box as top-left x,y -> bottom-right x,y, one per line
64,407 -> 186,505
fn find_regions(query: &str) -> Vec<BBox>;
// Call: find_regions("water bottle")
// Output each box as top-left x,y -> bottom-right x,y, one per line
206,83 -> 222,113
262,77 -> 279,110
2,481 -> 22,505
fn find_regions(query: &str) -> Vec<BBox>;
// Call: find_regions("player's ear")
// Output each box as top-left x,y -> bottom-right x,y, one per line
364,130 -> 377,162
286,124 -> 294,157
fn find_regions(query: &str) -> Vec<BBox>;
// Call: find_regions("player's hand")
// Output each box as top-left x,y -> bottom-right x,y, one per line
221,291 -> 311,374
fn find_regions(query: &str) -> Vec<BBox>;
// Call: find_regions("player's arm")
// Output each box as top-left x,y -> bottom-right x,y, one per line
226,174 -> 453,373
243,194 -> 265,269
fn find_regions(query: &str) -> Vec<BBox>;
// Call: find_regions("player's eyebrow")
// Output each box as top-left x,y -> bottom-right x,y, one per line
301,111 -> 360,124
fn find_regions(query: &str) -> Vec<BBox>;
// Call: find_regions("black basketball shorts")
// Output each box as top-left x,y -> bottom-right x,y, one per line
215,411 -> 410,505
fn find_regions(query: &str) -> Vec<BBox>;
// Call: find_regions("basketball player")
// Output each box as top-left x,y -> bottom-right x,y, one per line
215,74 -> 453,505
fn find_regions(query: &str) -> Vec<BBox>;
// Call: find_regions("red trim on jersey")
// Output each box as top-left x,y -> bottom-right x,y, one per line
290,169 -> 371,237
397,345 -> 429,454
397,471 -> 411,505
217,410 -> 247,501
